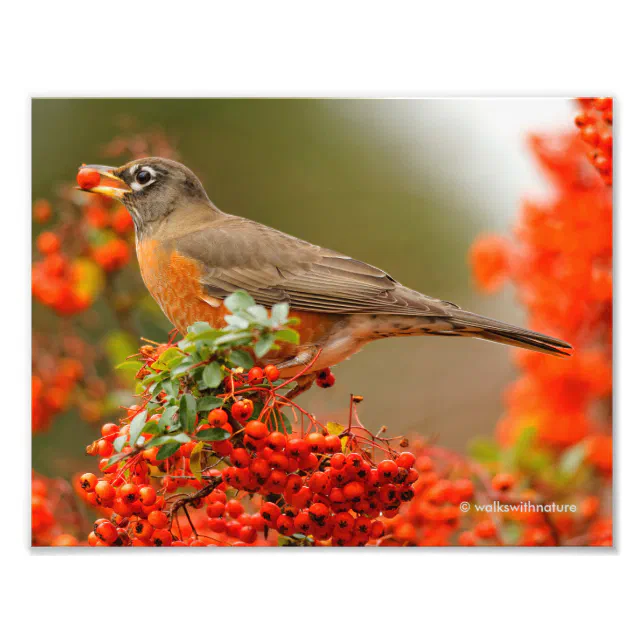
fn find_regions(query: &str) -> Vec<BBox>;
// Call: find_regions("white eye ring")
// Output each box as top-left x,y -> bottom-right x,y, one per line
130,165 -> 157,191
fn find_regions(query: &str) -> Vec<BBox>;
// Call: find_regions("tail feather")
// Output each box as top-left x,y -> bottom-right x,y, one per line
450,310 -> 573,357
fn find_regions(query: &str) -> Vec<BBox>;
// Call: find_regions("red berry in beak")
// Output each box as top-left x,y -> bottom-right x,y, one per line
77,166 -> 101,190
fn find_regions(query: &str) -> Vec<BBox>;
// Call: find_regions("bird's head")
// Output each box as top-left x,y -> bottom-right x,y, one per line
77,157 -> 211,232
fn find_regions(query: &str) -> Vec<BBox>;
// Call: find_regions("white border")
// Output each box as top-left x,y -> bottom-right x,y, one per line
4,1 -> 642,642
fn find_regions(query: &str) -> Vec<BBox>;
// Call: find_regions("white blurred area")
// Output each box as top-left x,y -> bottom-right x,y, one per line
311,99 -> 577,449
344,98 -> 575,226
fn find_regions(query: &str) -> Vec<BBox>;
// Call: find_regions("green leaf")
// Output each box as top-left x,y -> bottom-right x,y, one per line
229,350 -> 254,370
247,305 -> 269,323
151,347 -> 184,370
186,321 -> 214,336
189,441 -> 205,481
254,334 -> 275,358
113,435 -> 127,453
141,420 -> 162,437
161,378 -> 179,399
196,396 -> 224,412
224,290 -> 255,313
171,357 -> 197,376
179,393 -> 197,431
146,433 -> 192,448
560,443 -> 587,476
115,360 -> 142,373
514,425 -> 537,452
468,438 -> 501,464
105,453 -> 126,467
224,314 -> 250,329
129,411 -> 148,447
211,331 -> 253,347
203,362 -> 223,388
326,421 -> 345,436
196,427 -> 231,441
142,372 -> 164,389
274,328 -> 300,345
271,302 -> 289,325
156,441 -> 182,461
158,405 -> 179,429
276,409 -> 293,434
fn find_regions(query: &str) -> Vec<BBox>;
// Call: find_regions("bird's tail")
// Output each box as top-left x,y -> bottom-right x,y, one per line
448,310 -> 573,357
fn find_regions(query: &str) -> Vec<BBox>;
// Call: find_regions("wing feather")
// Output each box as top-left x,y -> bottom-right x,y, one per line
174,218 -> 458,317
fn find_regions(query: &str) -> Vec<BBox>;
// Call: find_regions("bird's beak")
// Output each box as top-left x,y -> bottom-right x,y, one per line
78,165 -> 132,199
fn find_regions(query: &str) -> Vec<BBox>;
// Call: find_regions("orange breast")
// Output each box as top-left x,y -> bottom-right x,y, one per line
137,239 -> 226,334
136,239 -> 340,358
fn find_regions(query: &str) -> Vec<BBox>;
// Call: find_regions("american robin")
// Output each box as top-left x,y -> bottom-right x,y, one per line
79,158 -> 572,396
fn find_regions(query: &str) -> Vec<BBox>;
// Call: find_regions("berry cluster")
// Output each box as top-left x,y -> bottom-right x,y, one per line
386,440 -> 611,547
460,98 -> 613,545
78,302 -> 418,547
32,358 -> 83,433
32,473 -> 81,546
470,125 -> 612,452
31,129 -> 177,439
31,196 -> 132,316
575,97 -> 613,186
32,229 -> 92,316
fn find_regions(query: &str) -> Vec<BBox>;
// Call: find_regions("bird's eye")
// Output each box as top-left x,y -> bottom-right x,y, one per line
136,169 -> 152,185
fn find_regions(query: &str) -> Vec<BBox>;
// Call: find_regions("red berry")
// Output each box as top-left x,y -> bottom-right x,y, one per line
286,438 -> 310,459
231,399 -> 254,423
206,501 -> 226,518
474,520 -> 497,540
294,511 -> 313,533
491,472 -> 515,492
334,511 -> 354,532
147,510 -> 168,529
343,481 -> 365,503
316,368 -> 336,388
94,480 -> 115,504
247,366 -> 264,385
377,459 -> 398,482
260,502 -> 281,526
452,478 -> 475,502
79,473 -> 97,492
94,521 -> 118,545
324,435 -> 342,453
152,529 -> 173,546
266,470 -> 287,493
231,448 -> 251,468
309,503 -> 330,525
458,531 -> 477,546
276,515 -> 295,536
119,483 -> 139,504
37,232 -> 61,255
225,499 -> 244,519
305,432 -> 325,452
264,364 -> 280,382
267,431 -> 287,451
101,422 -> 119,441
308,471 -> 331,494
580,125 -> 599,145
370,520 -> 385,539
593,97 -> 612,111
395,452 -> 416,469
330,453 -> 346,470
76,166 -> 101,191
138,486 -> 157,506
207,408 -> 228,427
244,420 -> 269,440
239,525 -> 258,544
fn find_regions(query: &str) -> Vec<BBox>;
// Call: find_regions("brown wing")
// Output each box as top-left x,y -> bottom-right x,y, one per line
173,216 -> 459,317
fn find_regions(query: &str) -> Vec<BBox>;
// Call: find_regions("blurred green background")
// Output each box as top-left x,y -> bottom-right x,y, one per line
32,98 -> 573,479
